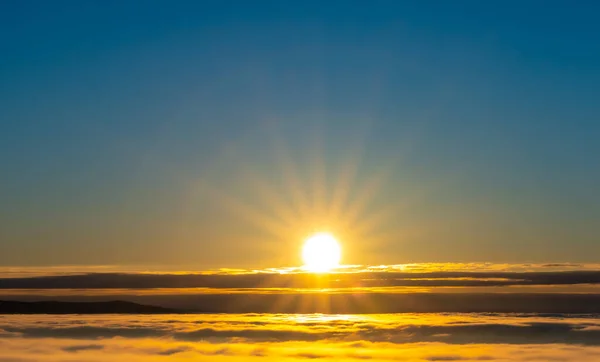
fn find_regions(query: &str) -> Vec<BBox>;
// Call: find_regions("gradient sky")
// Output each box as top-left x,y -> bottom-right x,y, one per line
1,0 -> 599,268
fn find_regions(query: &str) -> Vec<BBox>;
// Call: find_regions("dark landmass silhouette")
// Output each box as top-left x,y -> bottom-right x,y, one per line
0,300 -> 178,314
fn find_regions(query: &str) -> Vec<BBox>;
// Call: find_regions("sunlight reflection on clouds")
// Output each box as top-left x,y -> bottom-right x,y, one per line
2,314 -> 600,361
2,262 -> 600,279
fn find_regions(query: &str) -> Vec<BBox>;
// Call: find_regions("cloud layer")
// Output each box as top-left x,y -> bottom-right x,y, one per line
3,267 -> 600,290
2,314 -> 600,361
3,313 -> 600,345
3,263 -> 600,313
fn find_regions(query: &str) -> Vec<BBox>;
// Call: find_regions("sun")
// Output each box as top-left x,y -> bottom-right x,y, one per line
302,232 -> 341,272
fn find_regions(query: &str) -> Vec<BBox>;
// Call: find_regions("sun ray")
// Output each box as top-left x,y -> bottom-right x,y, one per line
328,130 -> 367,225
236,162 -> 298,229
184,114 -> 437,270
308,124 -> 328,217
268,126 -> 312,224
337,166 -> 393,232
198,180 -> 291,241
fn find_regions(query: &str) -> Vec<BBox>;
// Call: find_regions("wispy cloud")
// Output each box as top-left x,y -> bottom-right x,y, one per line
3,265 -> 600,290
2,263 -> 599,279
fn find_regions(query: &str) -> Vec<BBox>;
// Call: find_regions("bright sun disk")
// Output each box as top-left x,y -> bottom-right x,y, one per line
302,232 -> 341,272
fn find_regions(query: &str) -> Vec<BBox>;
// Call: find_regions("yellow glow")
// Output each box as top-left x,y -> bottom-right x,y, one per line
302,232 -> 341,272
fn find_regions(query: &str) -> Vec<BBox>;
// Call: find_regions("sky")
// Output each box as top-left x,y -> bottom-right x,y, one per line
1,0 -> 600,269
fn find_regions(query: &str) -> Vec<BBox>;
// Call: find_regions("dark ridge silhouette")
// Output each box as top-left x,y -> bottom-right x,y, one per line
0,300 -> 178,314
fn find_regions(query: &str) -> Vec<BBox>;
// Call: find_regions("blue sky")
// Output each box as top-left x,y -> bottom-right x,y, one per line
1,1 -> 599,268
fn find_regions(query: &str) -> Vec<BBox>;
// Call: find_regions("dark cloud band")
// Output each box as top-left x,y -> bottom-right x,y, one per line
2,270 -> 600,289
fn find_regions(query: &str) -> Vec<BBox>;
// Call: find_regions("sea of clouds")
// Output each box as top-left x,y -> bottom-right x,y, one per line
1,313 -> 600,361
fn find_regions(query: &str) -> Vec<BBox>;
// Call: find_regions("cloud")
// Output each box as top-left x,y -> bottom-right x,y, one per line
2,263 -> 600,314
424,355 -> 464,361
3,269 -> 600,289
292,351 -> 331,359
3,263 -> 600,290
3,314 -> 600,361
2,263 -> 599,278
1,338 -> 600,362
61,344 -> 104,352
156,346 -> 194,356
8,292 -> 600,313
2,313 -> 600,346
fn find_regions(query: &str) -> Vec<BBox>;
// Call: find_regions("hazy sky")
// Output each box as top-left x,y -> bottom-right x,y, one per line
1,1 -> 599,268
